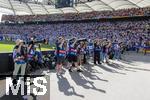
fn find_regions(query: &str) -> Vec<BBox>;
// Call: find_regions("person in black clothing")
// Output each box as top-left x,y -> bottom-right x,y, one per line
27,38 -> 37,71
83,42 -> 87,64
68,37 -> 83,72
55,36 -> 66,74
93,39 -> 101,65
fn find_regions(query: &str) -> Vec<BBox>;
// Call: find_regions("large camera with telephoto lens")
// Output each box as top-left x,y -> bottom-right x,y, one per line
69,38 -> 87,44
77,38 -> 87,43
24,39 -> 47,45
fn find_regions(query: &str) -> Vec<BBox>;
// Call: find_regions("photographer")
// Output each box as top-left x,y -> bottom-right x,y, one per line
77,41 -> 85,71
67,37 -> 83,72
55,37 -> 66,74
83,42 -> 88,64
102,39 -> 111,63
27,38 -> 37,70
113,41 -> 120,60
94,39 -> 101,65
13,39 -> 27,79
26,37 -> 47,71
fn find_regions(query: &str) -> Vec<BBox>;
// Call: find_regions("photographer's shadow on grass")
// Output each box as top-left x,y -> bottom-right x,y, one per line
57,74 -> 85,98
82,63 -> 108,82
69,72 -> 106,93
98,64 -> 126,75
106,62 -> 136,72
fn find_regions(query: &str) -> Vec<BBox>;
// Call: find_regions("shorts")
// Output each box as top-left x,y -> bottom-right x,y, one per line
56,56 -> 65,64
67,55 -> 77,62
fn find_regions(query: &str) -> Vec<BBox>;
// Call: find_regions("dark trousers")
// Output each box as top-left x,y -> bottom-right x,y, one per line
94,52 -> 100,64
83,54 -> 86,64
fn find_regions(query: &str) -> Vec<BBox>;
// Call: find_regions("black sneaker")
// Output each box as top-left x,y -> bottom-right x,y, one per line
77,69 -> 83,72
98,62 -> 102,64
69,68 -> 73,72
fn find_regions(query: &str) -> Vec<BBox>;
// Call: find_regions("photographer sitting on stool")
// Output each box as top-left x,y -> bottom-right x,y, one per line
12,39 -> 27,84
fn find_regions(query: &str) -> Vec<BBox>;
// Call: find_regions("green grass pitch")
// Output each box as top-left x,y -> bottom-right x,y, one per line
0,41 -> 54,53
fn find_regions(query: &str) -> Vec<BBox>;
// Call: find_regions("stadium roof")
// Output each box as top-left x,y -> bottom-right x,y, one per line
0,0 -> 150,15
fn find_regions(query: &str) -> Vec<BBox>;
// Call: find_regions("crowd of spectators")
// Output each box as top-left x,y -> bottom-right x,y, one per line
0,18 -> 149,48
1,7 -> 150,23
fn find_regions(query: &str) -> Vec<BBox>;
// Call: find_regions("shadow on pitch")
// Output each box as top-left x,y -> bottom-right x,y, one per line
107,60 -> 150,72
69,72 -> 106,94
57,74 -> 84,98
98,64 -> 126,75
122,52 -> 150,64
107,62 -> 136,72
82,63 -> 108,82
110,60 -> 150,72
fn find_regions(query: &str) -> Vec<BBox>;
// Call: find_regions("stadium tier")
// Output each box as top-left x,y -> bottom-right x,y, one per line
1,7 -> 150,22
0,1 -> 150,100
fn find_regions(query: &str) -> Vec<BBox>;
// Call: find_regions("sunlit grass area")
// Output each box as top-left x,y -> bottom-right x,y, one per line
0,41 -> 54,53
